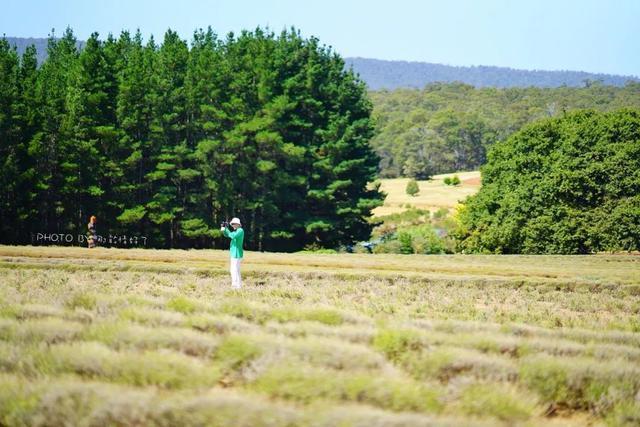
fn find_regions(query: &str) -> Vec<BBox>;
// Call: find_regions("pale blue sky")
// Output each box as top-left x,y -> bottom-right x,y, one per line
3,0 -> 639,76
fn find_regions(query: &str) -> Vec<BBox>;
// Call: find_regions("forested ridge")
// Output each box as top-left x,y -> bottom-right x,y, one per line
0,28 -> 383,251
369,82 -> 640,178
346,57 -> 638,90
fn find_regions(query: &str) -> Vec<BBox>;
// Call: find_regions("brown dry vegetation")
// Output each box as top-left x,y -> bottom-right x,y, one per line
372,171 -> 481,217
0,245 -> 639,426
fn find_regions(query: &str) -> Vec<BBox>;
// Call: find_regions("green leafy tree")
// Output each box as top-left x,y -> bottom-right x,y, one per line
397,231 -> 413,254
408,224 -> 445,254
456,109 -> 640,254
405,179 -> 419,196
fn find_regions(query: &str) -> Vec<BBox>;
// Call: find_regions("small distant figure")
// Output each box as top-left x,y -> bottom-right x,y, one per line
221,217 -> 244,289
87,215 -> 97,248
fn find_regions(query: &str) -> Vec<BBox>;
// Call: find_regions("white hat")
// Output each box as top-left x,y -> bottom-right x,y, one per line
230,217 -> 241,225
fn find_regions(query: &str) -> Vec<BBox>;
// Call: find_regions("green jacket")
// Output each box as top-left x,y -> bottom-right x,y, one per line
223,227 -> 244,258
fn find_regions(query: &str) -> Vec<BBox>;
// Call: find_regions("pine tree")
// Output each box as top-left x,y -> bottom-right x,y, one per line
63,32 -> 122,233
116,31 -> 159,242
186,27 -> 226,247
29,28 -> 79,233
14,45 -> 41,241
0,38 -> 22,241
145,29 -> 194,247
300,39 -> 383,248
0,27 -> 385,251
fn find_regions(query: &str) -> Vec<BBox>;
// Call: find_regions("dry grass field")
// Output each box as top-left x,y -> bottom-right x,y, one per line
372,171 -> 481,217
1,245 -> 639,426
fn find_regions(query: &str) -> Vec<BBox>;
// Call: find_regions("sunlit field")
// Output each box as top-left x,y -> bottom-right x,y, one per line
373,171 -> 481,217
1,246 -> 639,426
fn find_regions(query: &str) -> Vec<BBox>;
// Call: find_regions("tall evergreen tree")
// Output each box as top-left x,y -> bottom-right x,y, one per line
187,27 -> 230,247
115,31 -> 160,242
29,28 -> 79,233
298,38 -> 383,248
0,27 -> 385,251
145,30 -> 195,247
13,45 -> 41,241
0,38 -> 22,241
63,32 -> 122,233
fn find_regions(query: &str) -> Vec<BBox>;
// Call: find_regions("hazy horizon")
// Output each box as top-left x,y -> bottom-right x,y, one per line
3,0 -> 639,77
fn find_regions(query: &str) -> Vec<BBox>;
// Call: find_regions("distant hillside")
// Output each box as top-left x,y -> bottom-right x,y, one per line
368,82 -> 640,178
6,37 -> 84,64
345,57 -> 638,89
5,37 -> 638,89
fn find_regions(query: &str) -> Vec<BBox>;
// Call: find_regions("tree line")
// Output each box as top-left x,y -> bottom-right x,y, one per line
0,27 -> 384,251
369,82 -> 640,179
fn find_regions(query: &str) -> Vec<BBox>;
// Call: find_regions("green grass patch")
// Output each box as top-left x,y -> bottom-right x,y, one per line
119,307 -> 185,327
271,307 -> 345,326
250,363 -> 443,413
166,296 -> 198,314
215,335 -> 263,371
65,292 -> 97,311
0,318 -> 83,345
606,402 -> 640,427
0,342 -> 220,389
83,322 -> 219,357
520,355 -> 640,414
372,328 -> 424,361
220,300 -> 271,324
0,375 -> 303,427
457,383 -> 538,422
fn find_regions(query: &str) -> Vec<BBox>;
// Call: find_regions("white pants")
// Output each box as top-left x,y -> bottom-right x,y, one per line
230,257 -> 243,288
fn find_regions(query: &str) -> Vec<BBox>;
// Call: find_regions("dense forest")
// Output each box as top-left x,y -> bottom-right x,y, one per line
3,34 -> 640,254
0,28 -> 383,251
369,82 -> 640,178
456,109 -> 640,254
7,36 -> 640,181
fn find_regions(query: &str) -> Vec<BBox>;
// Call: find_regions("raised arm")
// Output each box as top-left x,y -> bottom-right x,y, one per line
223,227 -> 244,239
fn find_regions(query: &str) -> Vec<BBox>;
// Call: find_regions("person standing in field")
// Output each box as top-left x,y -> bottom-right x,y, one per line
87,216 -> 97,248
221,217 -> 244,289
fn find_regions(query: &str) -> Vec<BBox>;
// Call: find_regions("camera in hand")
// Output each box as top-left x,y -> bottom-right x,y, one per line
221,221 -> 229,228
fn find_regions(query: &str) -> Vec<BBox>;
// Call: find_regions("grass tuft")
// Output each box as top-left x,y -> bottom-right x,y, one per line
457,383 -> 538,422
65,292 -> 97,311
251,363 -> 443,413
166,296 -> 198,314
